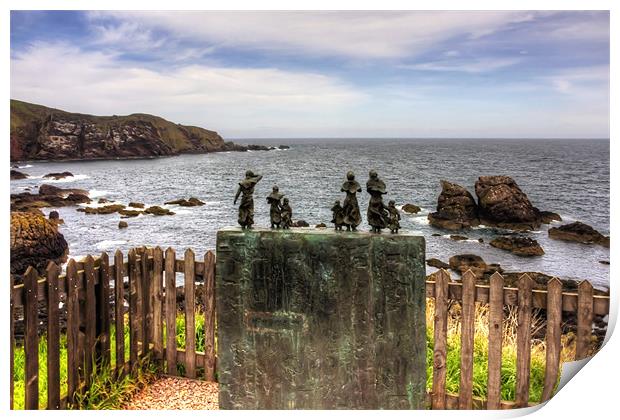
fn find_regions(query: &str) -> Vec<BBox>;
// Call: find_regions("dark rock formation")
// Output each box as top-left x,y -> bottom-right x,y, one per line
164,197 -> 205,207
43,171 -> 73,179
540,211 -> 562,224
450,235 -> 468,241
144,206 -> 175,216
39,184 -> 88,197
315,223 -> 327,228
128,202 -> 145,208
77,204 -> 126,215
490,236 -> 545,256
98,198 -> 110,204
10,211 -> 69,276
428,180 -> 479,230
118,221 -> 128,229
11,169 -> 28,180
10,99 -> 248,161
278,145 -> 290,149
11,185 -> 91,212
600,260 -> 610,265
402,204 -> 421,214
119,209 -> 143,218
475,176 -> 541,230
448,254 -> 503,278
292,220 -> 309,227
548,222 -> 609,247
426,258 -> 450,269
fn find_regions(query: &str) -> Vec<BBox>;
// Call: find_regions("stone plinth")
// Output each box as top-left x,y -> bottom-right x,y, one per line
216,227 -> 427,409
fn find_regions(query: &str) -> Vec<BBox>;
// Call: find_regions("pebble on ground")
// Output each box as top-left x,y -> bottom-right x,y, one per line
124,376 -> 219,410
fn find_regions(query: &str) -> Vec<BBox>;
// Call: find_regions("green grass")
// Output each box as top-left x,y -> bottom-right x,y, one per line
13,307 -> 559,409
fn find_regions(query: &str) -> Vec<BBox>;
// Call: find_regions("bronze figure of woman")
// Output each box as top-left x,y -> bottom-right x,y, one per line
266,185 -> 284,228
341,171 -> 362,231
366,170 -> 388,233
234,170 -> 263,229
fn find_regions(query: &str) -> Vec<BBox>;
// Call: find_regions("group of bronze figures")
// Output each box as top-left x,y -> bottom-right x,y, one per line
234,170 -> 401,233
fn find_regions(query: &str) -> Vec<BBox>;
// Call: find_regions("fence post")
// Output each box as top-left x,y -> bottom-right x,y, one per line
66,260 -> 79,405
83,256 -> 97,386
10,275 -> 15,410
431,269 -> 449,410
141,247 -> 151,357
576,281 -> 594,359
24,267 -> 39,409
96,252 -> 111,366
46,262 -> 61,409
128,249 -> 139,369
541,277 -> 562,402
487,272 -> 504,409
165,248 -> 177,375
152,247 -> 164,366
458,270 -> 476,409
204,250 -> 216,381
515,274 -> 533,408
114,250 -> 125,377
184,249 -> 196,378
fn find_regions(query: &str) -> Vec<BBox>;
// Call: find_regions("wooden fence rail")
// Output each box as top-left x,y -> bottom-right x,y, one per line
9,248 -> 608,410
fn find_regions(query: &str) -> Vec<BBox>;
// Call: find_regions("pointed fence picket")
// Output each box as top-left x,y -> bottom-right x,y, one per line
9,248 -> 608,410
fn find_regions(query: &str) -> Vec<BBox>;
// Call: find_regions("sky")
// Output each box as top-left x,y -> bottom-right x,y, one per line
10,10 -> 610,139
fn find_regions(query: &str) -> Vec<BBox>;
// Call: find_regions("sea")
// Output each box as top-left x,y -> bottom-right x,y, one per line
10,138 -> 610,290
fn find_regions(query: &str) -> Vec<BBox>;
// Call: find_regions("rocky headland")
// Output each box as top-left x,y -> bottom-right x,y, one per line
10,99 -> 287,162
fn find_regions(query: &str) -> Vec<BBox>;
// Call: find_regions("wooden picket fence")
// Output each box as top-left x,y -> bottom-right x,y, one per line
10,248 -> 610,410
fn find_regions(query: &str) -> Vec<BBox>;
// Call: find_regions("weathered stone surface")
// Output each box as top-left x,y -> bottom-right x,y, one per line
428,180 -> 479,230
216,228 -> 427,409
548,221 -> 609,247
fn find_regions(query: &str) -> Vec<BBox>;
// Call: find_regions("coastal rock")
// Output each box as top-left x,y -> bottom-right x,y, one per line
402,204 -> 421,214
315,223 -> 327,228
292,220 -> 309,227
39,184 -> 88,197
164,197 -> 205,207
490,236 -> 545,257
474,175 -> 541,230
43,171 -> 73,180
144,206 -> 175,216
428,180 -> 479,230
77,204 -> 126,214
548,222 -> 609,247
98,198 -> 110,204
10,211 -> 69,276
278,145 -> 290,149
599,260 -> 610,265
128,202 -> 145,208
10,169 -> 28,180
448,254 -> 503,278
450,235 -> 468,241
540,211 -> 562,224
118,209 -> 143,217
10,99 -> 242,161
11,186 -> 91,212
118,221 -> 128,229
426,258 -> 450,269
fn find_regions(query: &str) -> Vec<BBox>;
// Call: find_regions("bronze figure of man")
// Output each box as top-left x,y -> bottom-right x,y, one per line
234,170 -> 263,229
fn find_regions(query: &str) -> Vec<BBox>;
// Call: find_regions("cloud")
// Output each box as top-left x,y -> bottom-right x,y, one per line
10,42 -> 366,136
544,65 -> 609,94
402,57 -> 521,73
87,11 -> 536,60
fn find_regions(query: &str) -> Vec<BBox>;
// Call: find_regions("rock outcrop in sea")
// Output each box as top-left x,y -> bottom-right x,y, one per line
490,236 -> 545,257
548,222 -> 610,247
11,184 -> 91,213
10,211 -> 69,276
427,180 -> 479,230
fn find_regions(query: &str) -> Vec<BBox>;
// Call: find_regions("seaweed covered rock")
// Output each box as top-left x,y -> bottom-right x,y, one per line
402,204 -> 421,214
548,222 -> 609,247
10,211 -> 69,276
475,176 -> 541,230
144,206 -> 175,216
428,180 -> 479,230
77,204 -> 126,214
164,197 -> 205,207
490,236 -> 545,257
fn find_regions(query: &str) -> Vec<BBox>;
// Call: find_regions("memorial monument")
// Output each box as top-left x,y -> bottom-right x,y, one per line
234,170 -> 263,229
216,227 -> 427,409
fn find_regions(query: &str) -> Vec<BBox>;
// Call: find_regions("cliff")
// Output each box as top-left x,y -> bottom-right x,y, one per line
10,99 -> 246,161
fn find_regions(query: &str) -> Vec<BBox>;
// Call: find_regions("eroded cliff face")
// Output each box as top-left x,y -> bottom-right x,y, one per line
10,100 -> 243,161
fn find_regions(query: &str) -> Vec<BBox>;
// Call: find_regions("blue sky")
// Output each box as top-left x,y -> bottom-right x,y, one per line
10,11 -> 609,138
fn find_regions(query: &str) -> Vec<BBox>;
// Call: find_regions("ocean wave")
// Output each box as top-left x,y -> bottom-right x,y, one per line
46,174 -> 91,183
88,189 -> 109,198
17,164 -> 33,168
96,239 -> 127,251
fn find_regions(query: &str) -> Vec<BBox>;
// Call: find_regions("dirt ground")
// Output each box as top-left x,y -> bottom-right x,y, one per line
124,376 -> 219,410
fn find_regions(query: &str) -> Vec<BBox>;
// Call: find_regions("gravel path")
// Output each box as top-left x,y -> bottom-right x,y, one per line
124,376 -> 219,410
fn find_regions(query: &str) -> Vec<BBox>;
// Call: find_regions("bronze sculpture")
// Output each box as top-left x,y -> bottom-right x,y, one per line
281,197 -> 292,229
341,171 -> 362,231
387,200 -> 401,234
266,185 -> 284,228
366,170 -> 388,233
234,170 -> 263,229
331,200 -> 345,231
